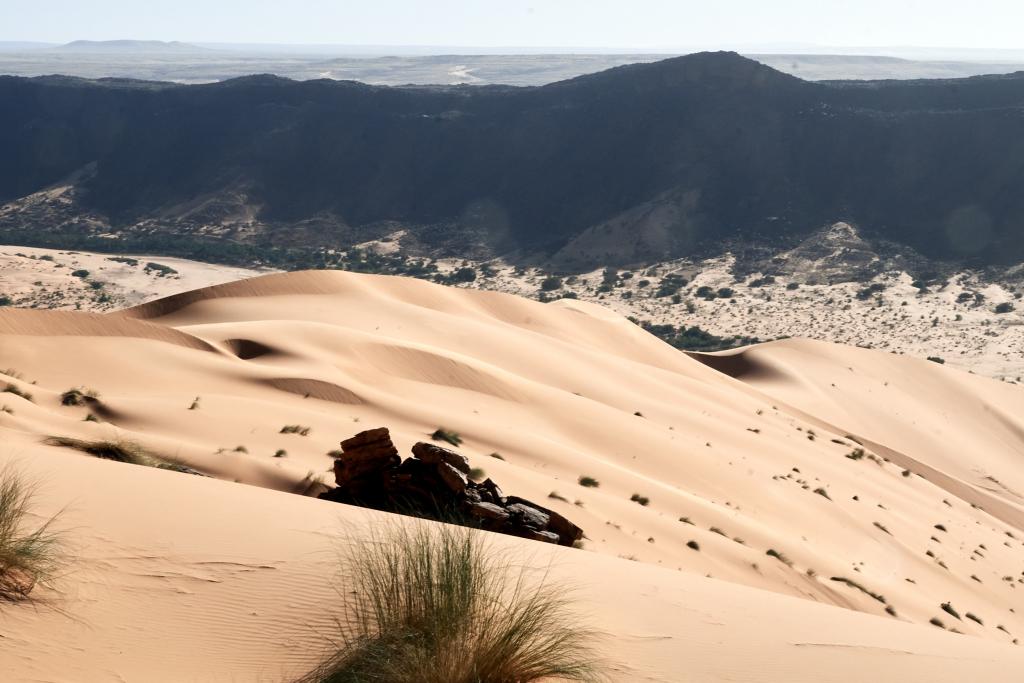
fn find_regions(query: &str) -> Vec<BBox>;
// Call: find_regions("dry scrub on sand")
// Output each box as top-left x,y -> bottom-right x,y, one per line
45,436 -> 155,465
298,524 -> 602,683
0,467 -> 65,601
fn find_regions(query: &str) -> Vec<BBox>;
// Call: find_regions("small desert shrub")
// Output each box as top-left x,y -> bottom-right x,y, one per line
0,468 -> 65,601
297,524 -> 601,683
873,522 -> 892,535
966,612 -> 984,626
845,448 -> 865,460
766,549 -> 792,566
929,617 -> 945,629
941,602 -> 962,621
60,387 -> 98,406
548,492 -> 568,503
274,449 -> 288,458
189,397 -> 201,410
468,468 -> 486,482
144,262 -> 178,277
45,436 -> 153,465
686,540 -> 700,551
629,494 -> 650,506
709,527 -> 727,537
2,384 -> 32,402
488,453 -> 505,461
679,517 -> 693,525
578,476 -> 600,488
431,428 -> 463,447
281,425 -> 312,436
233,445 -> 249,454
829,576 -> 886,604
327,449 -> 344,458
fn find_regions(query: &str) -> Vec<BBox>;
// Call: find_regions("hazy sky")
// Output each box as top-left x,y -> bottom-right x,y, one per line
3,0 -> 1023,49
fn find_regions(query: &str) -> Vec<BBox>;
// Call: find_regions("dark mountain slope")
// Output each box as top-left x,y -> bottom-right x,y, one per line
2,52 -> 1024,268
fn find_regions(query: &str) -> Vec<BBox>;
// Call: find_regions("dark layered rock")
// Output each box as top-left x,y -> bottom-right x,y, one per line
320,427 -> 584,546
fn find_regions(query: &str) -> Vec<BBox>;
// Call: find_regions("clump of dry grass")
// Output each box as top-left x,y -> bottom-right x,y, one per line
281,425 -> 312,436
2,383 -> 33,403
0,467 -> 65,601
45,436 -> 155,465
297,524 -> 603,683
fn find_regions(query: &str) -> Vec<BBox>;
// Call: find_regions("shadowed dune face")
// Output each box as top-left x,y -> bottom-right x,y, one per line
3,270 -> 1024,680
688,347 -> 788,382
223,338 -> 282,360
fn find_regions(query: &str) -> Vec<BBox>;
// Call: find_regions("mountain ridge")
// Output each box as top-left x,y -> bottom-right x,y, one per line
2,51 -> 1024,269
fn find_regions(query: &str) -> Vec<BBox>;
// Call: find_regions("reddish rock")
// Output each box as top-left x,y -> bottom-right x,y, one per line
321,427 -> 585,547
412,442 -> 470,474
466,501 -> 510,521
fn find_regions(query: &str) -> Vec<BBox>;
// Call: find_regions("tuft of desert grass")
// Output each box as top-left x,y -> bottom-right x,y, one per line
281,425 -> 312,436
2,383 -> 33,403
297,524 -> 603,683
0,467 -> 65,601
45,436 -> 155,464
431,428 -> 463,447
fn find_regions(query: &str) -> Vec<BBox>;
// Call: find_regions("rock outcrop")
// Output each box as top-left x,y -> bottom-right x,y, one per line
319,428 -> 583,547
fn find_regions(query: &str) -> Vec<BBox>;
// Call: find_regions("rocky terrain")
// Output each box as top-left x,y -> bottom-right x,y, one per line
6,52 -> 1024,269
4,226 -> 1024,382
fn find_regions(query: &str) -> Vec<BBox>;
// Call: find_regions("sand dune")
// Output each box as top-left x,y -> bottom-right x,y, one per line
2,269 -> 1024,680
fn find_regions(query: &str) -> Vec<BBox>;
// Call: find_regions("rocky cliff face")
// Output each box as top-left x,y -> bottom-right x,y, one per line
3,52 -> 1024,268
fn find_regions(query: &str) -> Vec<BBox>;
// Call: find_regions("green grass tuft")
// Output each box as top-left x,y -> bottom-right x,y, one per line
0,467 -> 66,601
297,524 -> 603,683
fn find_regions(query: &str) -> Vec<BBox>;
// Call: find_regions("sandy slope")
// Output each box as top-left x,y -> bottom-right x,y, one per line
2,269 -> 1024,680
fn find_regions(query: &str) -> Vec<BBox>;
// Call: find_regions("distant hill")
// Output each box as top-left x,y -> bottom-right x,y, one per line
2,51 -> 1024,269
50,40 -> 210,53
0,41 -> 56,52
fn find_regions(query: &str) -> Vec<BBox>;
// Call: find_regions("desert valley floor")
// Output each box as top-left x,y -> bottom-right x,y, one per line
2,263 -> 1024,680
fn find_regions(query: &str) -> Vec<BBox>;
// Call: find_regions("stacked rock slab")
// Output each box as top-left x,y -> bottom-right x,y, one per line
320,428 -> 584,547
